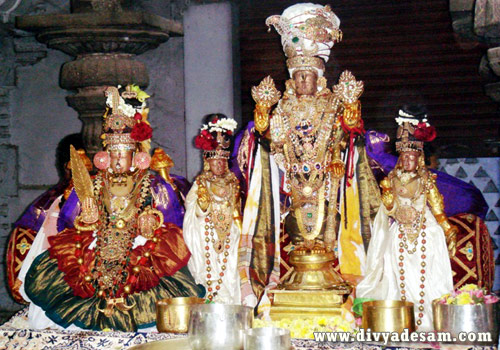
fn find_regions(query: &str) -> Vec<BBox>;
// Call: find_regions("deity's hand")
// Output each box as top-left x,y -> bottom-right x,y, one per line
197,185 -> 210,212
342,101 -> 362,130
254,104 -> 271,135
138,214 -> 157,239
81,197 -> 99,224
445,225 -> 458,257
328,159 -> 345,179
381,190 -> 394,211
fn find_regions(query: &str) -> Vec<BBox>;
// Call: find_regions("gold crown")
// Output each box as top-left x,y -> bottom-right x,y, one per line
396,140 -> 424,153
203,148 -> 230,160
103,133 -> 137,151
286,56 -> 325,73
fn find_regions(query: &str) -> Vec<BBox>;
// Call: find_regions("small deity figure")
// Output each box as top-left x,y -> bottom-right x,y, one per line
19,85 -> 203,331
357,105 -> 457,331
183,115 -> 243,304
247,3 -> 380,295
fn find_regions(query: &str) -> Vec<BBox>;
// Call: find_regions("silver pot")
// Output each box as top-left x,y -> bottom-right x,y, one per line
433,300 -> 499,345
244,327 -> 291,350
188,304 -> 253,350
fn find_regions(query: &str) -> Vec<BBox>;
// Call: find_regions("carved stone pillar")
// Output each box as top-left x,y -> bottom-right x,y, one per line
450,0 -> 500,103
16,0 -> 183,156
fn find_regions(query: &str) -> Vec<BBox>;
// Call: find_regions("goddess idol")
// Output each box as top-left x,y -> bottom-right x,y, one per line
357,105 -> 457,331
19,85 -> 204,332
183,115 -> 243,304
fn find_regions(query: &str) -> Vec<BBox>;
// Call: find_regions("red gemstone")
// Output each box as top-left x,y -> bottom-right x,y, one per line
75,249 -> 82,257
398,234 -> 403,239
223,258 -> 227,263
205,246 -> 209,250
422,239 -> 426,244
215,286 -> 220,290
400,276 -> 405,280
206,260 -> 211,265
399,262 -> 403,267
420,300 -> 425,304
401,290 -> 406,294
220,272 -> 224,277
418,313 -> 423,318
225,245 -> 230,249
207,274 -> 211,279
420,284 -> 425,289
208,287 -> 213,292
399,248 -> 404,253
205,218 -> 210,223
421,255 -> 426,259
421,269 -> 425,274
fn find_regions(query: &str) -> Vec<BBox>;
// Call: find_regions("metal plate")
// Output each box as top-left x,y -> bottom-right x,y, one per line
127,338 -> 189,350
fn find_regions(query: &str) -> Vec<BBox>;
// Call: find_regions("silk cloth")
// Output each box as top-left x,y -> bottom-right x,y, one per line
356,190 -> 453,331
183,181 -> 242,305
19,173 -> 203,332
7,180 -> 69,304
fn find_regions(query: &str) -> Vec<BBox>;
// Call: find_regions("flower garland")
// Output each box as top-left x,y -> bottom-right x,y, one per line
253,316 -> 355,339
438,284 -> 499,305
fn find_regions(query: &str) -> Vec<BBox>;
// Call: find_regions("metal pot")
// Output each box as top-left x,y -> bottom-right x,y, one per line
244,327 -> 291,350
156,297 -> 205,333
188,304 -> 253,350
362,300 -> 416,333
433,300 -> 499,345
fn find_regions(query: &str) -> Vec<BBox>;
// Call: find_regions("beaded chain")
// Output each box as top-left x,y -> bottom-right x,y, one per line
397,178 -> 430,328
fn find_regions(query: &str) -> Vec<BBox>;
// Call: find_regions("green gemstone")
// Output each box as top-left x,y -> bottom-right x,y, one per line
292,37 -> 299,43
307,213 -> 313,218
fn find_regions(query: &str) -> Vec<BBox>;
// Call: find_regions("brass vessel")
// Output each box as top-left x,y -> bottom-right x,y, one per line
362,300 -> 415,333
156,297 -> 205,333
283,250 -> 348,290
269,250 -> 351,320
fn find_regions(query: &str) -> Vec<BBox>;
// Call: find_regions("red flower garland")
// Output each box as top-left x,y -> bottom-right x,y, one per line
195,130 -> 218,150
414,122 -> 437,142
131,122 -> 153,141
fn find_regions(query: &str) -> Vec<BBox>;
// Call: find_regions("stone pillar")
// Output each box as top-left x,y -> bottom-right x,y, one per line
16,1 -> 183,157
183,2 -> 241,181
450,0 -> 500,104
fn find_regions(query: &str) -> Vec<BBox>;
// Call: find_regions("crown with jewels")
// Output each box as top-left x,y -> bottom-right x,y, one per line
266,3 -> 342,77
395,105 -> 436,153
102,84 -> 151,152
194,115 -> 238,159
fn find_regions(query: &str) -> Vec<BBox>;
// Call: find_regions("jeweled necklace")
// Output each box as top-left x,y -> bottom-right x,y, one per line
398,177 -> 430,328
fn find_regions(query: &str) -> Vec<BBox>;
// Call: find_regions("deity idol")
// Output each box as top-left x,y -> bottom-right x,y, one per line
357,105 -> 457,331
19,85 -> 203,331
183,115 -> 244,304
249,3 -> 380,295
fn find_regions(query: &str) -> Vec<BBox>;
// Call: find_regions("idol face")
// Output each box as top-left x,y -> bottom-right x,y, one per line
293,70 -> 318,96
109,150 -> 133,173
208,158 -> 227,176
400,151 -> 420,172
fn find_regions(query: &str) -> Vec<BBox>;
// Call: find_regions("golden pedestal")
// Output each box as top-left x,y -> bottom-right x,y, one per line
269,250 -> 351,320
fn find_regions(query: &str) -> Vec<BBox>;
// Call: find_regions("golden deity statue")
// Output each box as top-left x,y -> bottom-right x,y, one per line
357,105 -> 458,331
250,3 -> 380,319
